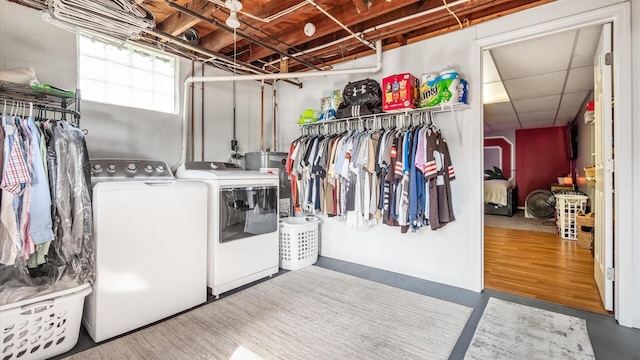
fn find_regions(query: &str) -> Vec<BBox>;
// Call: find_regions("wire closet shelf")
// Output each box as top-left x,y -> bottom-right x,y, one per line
0,80 -> 81,126
298,103 -> 469,135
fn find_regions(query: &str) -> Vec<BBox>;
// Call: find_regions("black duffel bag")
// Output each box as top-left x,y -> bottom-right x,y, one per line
336,78 -> 383,119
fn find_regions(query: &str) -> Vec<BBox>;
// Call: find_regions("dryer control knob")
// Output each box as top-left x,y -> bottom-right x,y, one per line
107,164 -> 116,173
127,163 -> 137,173
156,165 -> 165,173
144,165 -> 153,173
93,164 -> 102,173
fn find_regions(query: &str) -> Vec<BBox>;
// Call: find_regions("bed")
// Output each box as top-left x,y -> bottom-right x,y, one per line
484,179 -> 518,217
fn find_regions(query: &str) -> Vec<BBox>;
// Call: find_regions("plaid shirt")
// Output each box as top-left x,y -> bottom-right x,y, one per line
1,118 -> 31,195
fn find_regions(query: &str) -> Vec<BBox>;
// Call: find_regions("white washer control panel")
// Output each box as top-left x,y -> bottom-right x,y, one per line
90,159 -> 174,181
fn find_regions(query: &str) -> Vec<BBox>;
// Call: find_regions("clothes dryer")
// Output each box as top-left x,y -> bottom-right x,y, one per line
176,161 -> 279,298
83,159 -> 208,342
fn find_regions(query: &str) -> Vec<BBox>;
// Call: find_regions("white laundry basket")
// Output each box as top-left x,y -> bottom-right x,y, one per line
555,194 -> 589,240
0,283 -> 92,360
279,216 -> 320,271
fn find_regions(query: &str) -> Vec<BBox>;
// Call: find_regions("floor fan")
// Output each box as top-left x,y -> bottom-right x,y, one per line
524,189 -> 555,218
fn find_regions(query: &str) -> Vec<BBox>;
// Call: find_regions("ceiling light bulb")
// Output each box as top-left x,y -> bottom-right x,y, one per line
226,11 -> 240,29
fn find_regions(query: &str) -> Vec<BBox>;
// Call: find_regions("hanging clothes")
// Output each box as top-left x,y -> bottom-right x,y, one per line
287,119 -> 456,233
0,107 -> 94,292
424,128 -> 456,230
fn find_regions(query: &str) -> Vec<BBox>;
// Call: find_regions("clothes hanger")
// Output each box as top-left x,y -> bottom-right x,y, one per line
429,112 -> 440,136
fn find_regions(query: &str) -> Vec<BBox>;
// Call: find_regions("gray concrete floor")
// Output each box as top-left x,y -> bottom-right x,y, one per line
315,256 -> 640,360
55,256 -> 640,359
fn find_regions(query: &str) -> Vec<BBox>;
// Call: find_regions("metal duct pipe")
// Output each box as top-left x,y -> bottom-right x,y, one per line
164,0 -> 323,71
173,40 -> 383,172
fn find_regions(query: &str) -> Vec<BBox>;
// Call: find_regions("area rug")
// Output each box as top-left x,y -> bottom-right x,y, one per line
485,209 -> 556,234
67,266 -> 473,360
464,297 -> 595,360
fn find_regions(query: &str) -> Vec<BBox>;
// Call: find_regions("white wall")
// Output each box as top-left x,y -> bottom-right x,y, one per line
190,63 -> 274,164
278,27 -> 484,291
0,1 -> 76,89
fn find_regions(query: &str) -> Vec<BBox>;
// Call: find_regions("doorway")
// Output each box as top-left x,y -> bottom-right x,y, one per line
480,23 -> 612,315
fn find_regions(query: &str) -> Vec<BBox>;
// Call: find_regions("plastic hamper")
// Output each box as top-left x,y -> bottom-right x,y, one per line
0,283 -> 92,360
279,216 -> 320,270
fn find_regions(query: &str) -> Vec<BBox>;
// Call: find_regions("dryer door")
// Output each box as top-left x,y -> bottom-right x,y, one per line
219,185 -> 278,242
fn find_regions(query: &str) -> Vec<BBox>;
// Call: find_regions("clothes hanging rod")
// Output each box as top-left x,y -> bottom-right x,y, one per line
299,103 -> 469,127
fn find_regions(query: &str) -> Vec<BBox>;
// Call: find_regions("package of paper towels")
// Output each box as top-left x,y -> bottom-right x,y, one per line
419,68 -> 467,108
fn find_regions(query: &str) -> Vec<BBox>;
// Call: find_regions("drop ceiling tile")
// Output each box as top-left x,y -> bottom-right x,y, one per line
503,71 -> 566,100
485,113 -> 519,125
572,25 -> 602,68
513,95 -> 561,114
520,120 -> 556,129
484,102 -> 515,117
491,30 -> 576,80
483,51 -> 501,83
518,110 -> 557,124
564,66 -> 594,93
483,82 -> 509,104
555,108 -> 579,125
560,91 -> 590,109
484,123 -> 496,132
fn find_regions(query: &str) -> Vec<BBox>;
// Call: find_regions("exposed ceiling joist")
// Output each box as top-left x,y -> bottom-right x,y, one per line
241,0 -> 421,63
351,0 -> 371,13
156,0 -> 217,36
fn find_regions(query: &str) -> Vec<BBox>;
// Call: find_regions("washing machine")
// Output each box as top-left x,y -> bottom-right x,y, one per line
176,161 -> 279,298
83,159 -> 208,343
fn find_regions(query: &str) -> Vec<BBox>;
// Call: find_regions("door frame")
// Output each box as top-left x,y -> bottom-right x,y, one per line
476,2 -> 633,327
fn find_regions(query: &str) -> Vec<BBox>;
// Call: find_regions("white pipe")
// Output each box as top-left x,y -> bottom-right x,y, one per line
173,40 -> 383,171
265,0 -> 470,67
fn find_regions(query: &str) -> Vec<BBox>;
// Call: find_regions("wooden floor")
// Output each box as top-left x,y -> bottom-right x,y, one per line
484,226 -> 610,315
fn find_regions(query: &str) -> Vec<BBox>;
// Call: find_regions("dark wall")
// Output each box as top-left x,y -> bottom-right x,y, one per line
515,127 -> 572,206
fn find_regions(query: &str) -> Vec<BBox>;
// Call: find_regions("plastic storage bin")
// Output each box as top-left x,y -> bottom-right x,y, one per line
0,283 -> 92,360
555,194 -> 589,240
279,216 -> 320,271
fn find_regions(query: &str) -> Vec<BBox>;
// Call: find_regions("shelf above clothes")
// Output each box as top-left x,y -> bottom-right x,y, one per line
299,103 -> 469,136
0,81 -> 81,125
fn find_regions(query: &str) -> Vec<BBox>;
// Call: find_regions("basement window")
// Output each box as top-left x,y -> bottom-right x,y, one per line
78,33 -> 178,114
